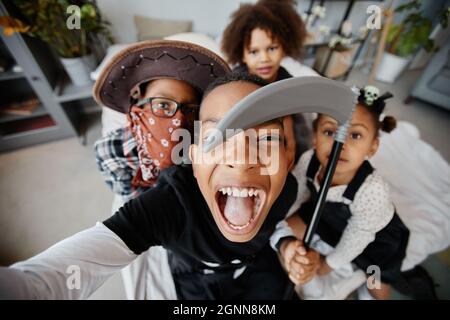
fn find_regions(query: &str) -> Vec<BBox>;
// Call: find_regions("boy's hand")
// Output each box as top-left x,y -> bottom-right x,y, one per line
280,239 -> 320,286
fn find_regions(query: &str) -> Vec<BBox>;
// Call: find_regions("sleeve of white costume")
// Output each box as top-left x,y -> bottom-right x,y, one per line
326,173 -> 395,270
0,222 -> 137,299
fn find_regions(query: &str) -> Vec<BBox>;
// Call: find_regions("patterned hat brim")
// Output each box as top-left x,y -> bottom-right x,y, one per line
93,40 -> 231,113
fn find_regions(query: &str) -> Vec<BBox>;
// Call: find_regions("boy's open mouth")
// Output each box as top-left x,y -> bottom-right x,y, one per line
214,185 -> 266,233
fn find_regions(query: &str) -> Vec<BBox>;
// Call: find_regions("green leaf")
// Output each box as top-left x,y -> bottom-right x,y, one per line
81,4 -> 96,19
395,0 -> 421,13
396,27 -> 423,57
440,7 -> 449,28
10,0 -> 113,57
423,39 -> 435,52
417,20 -> 431,43
387,24 -> 401,43
404,12 -> 422,25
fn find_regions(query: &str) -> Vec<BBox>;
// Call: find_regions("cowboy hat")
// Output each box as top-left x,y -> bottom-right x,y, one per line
93,40 -> 231,113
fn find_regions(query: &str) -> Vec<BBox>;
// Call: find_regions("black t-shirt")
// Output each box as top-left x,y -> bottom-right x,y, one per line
103,165 -> 298,266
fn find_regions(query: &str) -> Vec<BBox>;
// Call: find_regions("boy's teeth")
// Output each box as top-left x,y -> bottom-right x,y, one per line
219,187 -> 261,198
227,219 -> 252,230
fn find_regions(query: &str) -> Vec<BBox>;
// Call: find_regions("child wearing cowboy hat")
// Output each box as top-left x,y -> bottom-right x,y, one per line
94,40 -> 230,197
93,40 -> 230,299
0,70 -> 320,299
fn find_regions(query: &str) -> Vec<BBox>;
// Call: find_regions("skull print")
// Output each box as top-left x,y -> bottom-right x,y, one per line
364,85 -> 380,106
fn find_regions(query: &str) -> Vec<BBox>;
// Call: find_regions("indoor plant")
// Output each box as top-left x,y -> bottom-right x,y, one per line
0,0 -> 113,86
376,0 -> 449,83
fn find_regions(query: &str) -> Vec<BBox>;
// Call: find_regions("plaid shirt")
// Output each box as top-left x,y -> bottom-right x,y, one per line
94,127 -> 143,198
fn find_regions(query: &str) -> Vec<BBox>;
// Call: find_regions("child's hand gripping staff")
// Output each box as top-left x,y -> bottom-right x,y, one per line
202,76 -> 359,298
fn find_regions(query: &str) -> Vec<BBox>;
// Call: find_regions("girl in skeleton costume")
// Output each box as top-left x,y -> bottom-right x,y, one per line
274,86 -> 411,299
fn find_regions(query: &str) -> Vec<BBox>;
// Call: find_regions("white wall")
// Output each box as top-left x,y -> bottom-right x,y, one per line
97,0 -> 251,43
97,0 -> 384,44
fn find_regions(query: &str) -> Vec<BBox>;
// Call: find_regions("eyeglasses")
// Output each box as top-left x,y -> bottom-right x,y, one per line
136,97 -> 199,118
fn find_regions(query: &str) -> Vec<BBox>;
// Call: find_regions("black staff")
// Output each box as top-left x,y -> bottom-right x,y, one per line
303,117 -> 352,248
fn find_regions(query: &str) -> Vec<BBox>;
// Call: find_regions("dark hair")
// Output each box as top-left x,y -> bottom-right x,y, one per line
379,114 -> 397,133
355,105 -> 397,134
195,71 -> 267,145
357,87 -> 396,133
221,0 -> 305,65
203,70 -> 268,99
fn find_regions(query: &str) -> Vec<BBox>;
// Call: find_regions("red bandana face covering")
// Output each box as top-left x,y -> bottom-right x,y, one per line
128,105 -> 191,188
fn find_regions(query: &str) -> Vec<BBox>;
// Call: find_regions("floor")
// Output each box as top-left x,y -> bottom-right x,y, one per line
0,113 -> 126,299
0,68 -> 448,300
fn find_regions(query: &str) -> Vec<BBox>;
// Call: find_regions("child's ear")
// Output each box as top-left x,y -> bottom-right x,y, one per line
368,136 -> 379,158
283,116 -> 296,171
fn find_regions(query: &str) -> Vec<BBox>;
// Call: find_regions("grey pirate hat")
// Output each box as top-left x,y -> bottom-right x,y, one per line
93,40 -> 231,113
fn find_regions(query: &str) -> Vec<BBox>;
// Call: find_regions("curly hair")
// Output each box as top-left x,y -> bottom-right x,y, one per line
357,88 -> 396,133
221,0 -> 306,65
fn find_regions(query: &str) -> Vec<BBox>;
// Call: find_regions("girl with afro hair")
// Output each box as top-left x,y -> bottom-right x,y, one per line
221,0 -> 306,83
222,0 -> 311,164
